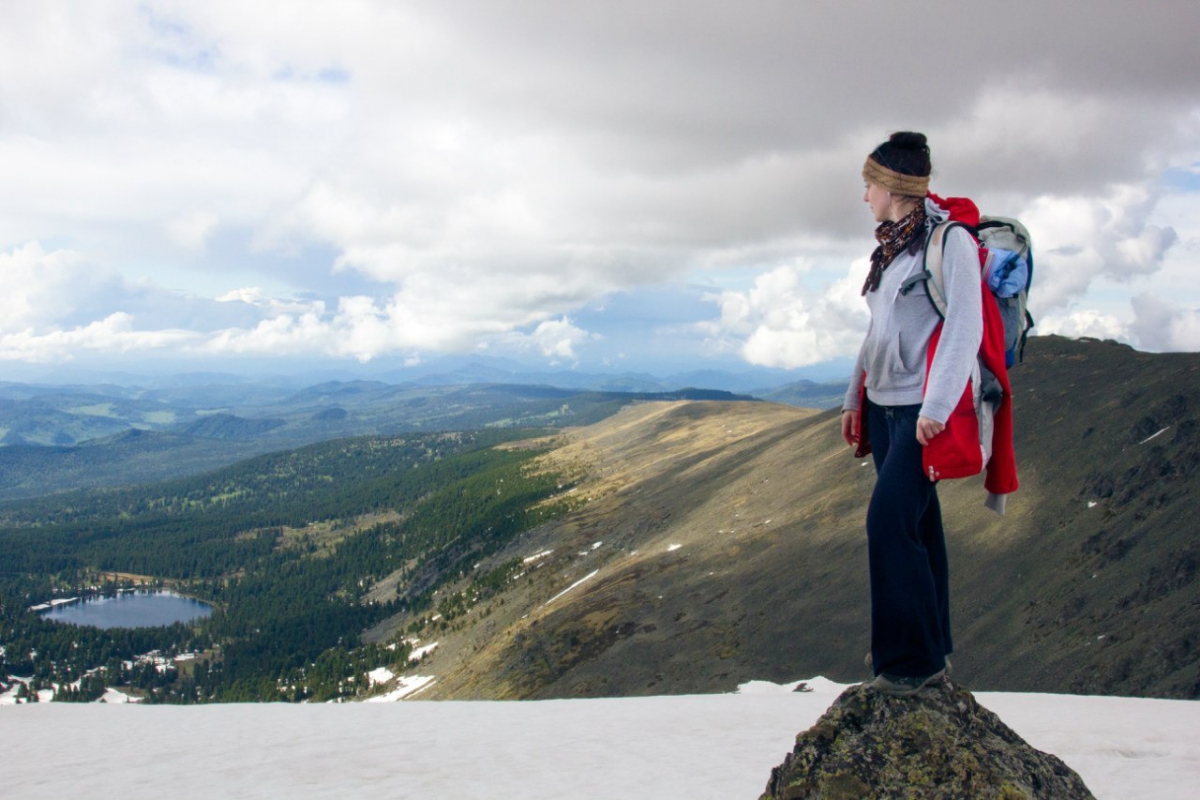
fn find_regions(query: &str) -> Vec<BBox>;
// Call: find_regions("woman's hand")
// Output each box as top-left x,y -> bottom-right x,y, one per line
916,416 -> 945,446
841,410 -> 859,447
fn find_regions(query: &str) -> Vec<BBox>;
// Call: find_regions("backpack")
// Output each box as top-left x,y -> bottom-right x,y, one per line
920,215 -> 1034,368
894,194 -> 1024,508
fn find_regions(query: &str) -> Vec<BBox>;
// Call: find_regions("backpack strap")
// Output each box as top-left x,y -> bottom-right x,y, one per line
917,221 -> 1006,408
899,221 -> 969,320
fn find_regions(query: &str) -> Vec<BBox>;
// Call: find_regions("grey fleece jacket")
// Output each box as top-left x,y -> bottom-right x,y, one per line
842,222 -> 983,424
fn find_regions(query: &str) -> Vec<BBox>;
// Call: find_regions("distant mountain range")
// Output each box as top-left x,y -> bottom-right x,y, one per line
7,352 -> 854,395
0,363 -> 847,499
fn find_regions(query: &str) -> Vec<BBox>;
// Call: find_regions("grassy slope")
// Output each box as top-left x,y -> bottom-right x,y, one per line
403,336 -> 1199,700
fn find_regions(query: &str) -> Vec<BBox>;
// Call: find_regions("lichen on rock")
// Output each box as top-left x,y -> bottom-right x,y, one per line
760,679 -> 1095,799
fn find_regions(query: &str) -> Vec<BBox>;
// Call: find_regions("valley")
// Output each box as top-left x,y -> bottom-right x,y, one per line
0,376 -> 770,500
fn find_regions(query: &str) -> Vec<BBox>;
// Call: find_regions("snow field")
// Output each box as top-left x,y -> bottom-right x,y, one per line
1,678 -> 1197,799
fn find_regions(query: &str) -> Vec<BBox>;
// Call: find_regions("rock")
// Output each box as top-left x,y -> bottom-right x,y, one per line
760,679 -> 1095,799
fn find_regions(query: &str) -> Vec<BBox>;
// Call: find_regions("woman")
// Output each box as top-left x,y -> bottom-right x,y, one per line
840,131 -> 982,696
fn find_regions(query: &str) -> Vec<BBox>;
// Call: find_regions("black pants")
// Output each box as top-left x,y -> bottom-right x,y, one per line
866,402 -> 952,678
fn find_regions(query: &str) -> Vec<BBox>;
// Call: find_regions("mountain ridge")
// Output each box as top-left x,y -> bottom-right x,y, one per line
373,335 -> 1199,700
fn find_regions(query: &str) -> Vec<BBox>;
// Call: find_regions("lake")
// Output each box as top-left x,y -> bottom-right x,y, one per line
40,590 -> 214,629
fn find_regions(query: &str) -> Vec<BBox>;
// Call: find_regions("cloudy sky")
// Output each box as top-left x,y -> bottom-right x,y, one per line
2,0 -> 1198,378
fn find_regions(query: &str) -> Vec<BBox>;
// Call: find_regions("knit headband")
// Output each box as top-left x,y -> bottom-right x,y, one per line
862,156 -> 929,198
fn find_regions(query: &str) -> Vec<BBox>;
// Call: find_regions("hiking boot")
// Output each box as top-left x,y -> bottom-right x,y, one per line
869,669 -> 946,697
865,652 -> 952,675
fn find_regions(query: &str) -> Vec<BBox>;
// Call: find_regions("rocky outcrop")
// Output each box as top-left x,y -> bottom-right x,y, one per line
761,679 -> 1094,799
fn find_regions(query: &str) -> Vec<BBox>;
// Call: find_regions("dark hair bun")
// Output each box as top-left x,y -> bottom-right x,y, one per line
889,131 -> 928,152
870,131 -> 932,177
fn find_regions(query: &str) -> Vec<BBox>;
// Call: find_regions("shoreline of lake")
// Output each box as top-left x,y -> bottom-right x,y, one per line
36,589 -> 215,630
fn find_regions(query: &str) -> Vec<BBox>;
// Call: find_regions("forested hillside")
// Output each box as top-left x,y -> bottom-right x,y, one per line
0,428 -> 573,702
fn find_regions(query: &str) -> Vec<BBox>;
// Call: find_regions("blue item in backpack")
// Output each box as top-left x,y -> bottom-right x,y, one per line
986,248 -> 1028,298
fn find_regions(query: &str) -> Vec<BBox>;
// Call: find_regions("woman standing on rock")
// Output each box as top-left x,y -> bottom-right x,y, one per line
840,132 -> 982,696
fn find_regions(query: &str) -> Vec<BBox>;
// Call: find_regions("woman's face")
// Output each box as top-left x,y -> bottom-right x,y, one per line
864,181 -> 892,223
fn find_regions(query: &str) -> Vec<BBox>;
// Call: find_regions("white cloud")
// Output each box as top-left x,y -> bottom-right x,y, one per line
216,288 -> 328,319
202,310 -> 338,358
530,317 -> 593,361
0,1 -> 1199,370
216,287 -> 266,304
193,297 -> 599,364
0,242 -> 90,329
200,294 -> 393,361
476,316 -> 599,365
1037,311 -> 1129,343
0,313 -> 198,362
700,259 -> 868,369
1019,185 -> 1179,311
1130,294 -> 1200,352
165,211 -> 219,251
